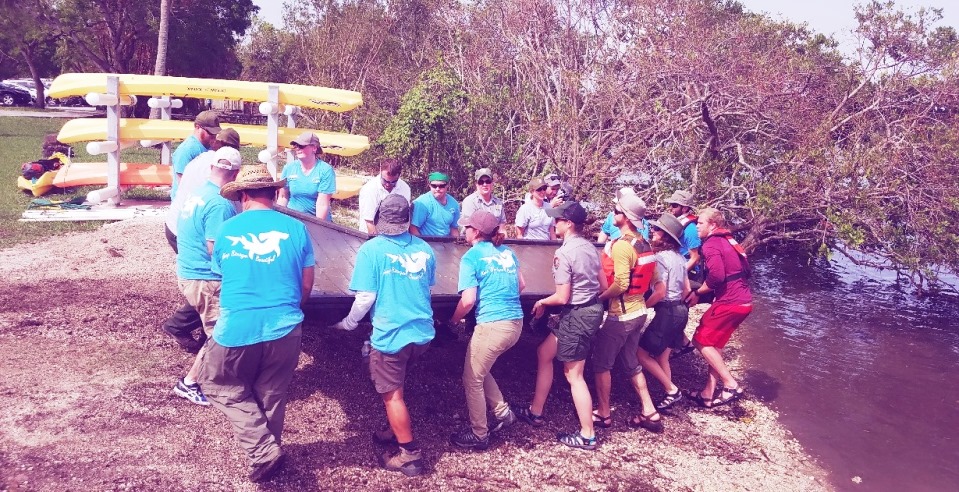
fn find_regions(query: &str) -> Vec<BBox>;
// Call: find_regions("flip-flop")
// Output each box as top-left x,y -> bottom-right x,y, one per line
710,387 -> 744,407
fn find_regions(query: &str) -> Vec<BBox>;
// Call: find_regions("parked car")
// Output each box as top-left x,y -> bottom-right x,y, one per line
5,79 -> 60,106
0,81 -> 33,106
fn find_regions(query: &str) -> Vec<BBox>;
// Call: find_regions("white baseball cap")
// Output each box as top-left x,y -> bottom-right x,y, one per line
212,147 -> 242,171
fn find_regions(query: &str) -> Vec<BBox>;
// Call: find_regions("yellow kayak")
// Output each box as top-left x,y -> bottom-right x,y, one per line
57,118 -> 370,157
17,171 -> 58,197
49,73 -> 363,112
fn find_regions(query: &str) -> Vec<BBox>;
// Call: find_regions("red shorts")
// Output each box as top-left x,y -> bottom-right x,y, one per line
693,303 -> 752,349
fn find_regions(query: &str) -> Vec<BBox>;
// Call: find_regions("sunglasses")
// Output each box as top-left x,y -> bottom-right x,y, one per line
668,203 -> 683,209
535,186 -> 548,192
613,208 -> 625,215
382,176 -> 399,186
429,182 -> 448,189
650,225 -> 662,232
477,179 -> 493,185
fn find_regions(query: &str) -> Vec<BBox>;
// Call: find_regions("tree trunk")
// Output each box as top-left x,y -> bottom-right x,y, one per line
150,0 -> 170,119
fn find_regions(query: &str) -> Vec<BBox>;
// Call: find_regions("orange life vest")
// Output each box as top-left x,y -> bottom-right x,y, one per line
601,237 -> 657,297
703,229 -> 750,282
677,213 -> 698,227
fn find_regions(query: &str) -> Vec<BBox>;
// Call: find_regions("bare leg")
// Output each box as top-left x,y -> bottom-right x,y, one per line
656,349 -> 673,382
593,370 -> 612,417
563,360 -> 594,439
628,371 -> 658,417
697,343 -> 737,397
382,388 -> 413,444
529,334 -> 557,415
186,344 -> 208,382
636,348 -> 678,394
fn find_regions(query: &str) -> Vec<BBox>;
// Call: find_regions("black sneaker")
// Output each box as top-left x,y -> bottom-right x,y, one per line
249,452 -> 286,482
162,325 -> 202,353
379,448 -> 424,477
449,428 -> 490,450
489,409 -> 517,433
372,426 -> 398,445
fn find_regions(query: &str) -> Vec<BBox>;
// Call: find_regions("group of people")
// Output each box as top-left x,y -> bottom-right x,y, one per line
159,111 -> 754,482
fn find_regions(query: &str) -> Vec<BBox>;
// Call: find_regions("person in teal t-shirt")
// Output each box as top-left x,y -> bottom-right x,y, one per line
171,110 -> 220,198
198,164 -> 315,483
277,132 -> 336,221
171,147 -> 242,409
333,193 -> 435,477
410,171 -> 459,237
448,210 -> 526,450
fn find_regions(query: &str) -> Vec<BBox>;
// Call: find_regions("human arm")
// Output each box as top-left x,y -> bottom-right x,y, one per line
548,224 -> 556,240
276,187 -> 290,207
334,291 -> 375,330
314,193 -> 331,221
449,287 -> 477,324
597,231 -> 609,243
645,261 -> 667,306
301,266 -> 315,307
685,247 -> 700,273
518,271 -> 527,293
598,242 -> 630,301
532,283 -> 571,319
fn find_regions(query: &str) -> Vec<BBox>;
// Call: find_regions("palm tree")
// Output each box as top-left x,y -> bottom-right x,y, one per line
151,0 -> 170,119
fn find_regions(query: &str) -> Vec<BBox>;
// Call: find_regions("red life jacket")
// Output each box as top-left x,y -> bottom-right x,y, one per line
677,213 -> 698,227
601,237 -> 657,297
703,229 -> 750,282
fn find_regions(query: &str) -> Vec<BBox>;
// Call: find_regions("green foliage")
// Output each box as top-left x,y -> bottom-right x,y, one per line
378,63 -> 466,188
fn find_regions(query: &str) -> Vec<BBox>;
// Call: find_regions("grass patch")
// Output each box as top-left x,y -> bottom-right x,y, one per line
0,115 -> 179,249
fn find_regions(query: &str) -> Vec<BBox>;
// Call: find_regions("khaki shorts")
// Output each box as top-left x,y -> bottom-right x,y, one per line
553,302 -> 604,363
369,342 -> 431,394
177,279 -> 221,337
591,315 -> 645,373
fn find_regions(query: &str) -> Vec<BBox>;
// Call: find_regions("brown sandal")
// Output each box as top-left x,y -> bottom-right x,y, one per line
627,412 -> 664,433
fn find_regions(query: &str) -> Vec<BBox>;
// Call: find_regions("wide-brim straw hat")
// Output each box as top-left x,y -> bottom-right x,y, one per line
220,164 -> 286,201
649,212 -> 684,246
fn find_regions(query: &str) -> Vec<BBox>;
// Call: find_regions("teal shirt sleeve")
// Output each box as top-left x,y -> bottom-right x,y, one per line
457,251 -> 478,292
410,194 -> 429,228
318,162 -> 336,195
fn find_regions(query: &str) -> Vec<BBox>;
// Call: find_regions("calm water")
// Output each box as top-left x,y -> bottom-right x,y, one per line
739,253 -> 959,491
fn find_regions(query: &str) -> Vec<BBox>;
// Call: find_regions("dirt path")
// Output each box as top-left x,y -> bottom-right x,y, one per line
0,217 -> 830,491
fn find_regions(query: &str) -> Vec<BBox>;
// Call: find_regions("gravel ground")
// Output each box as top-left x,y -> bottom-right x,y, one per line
0,217 -> 830,491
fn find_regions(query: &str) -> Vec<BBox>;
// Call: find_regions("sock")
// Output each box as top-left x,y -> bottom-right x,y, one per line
399,440 -> 419,453
183,376 -> 196,386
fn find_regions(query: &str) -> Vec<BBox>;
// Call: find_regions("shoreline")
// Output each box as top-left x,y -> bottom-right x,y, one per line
0,216 -> 830,490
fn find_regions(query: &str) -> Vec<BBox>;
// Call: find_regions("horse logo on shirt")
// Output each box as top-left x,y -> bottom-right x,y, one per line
225,231 -> 290,263
385,251 -> 431,279
480,251 -> 516,273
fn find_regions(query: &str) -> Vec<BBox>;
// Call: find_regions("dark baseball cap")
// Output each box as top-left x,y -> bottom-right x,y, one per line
215,128 -> 240,147
195,110 -> 221,135
546,200 -> 587,224
457,210 -> 500,235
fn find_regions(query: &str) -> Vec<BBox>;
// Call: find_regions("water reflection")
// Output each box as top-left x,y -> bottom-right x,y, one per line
740,252 -> 959,491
